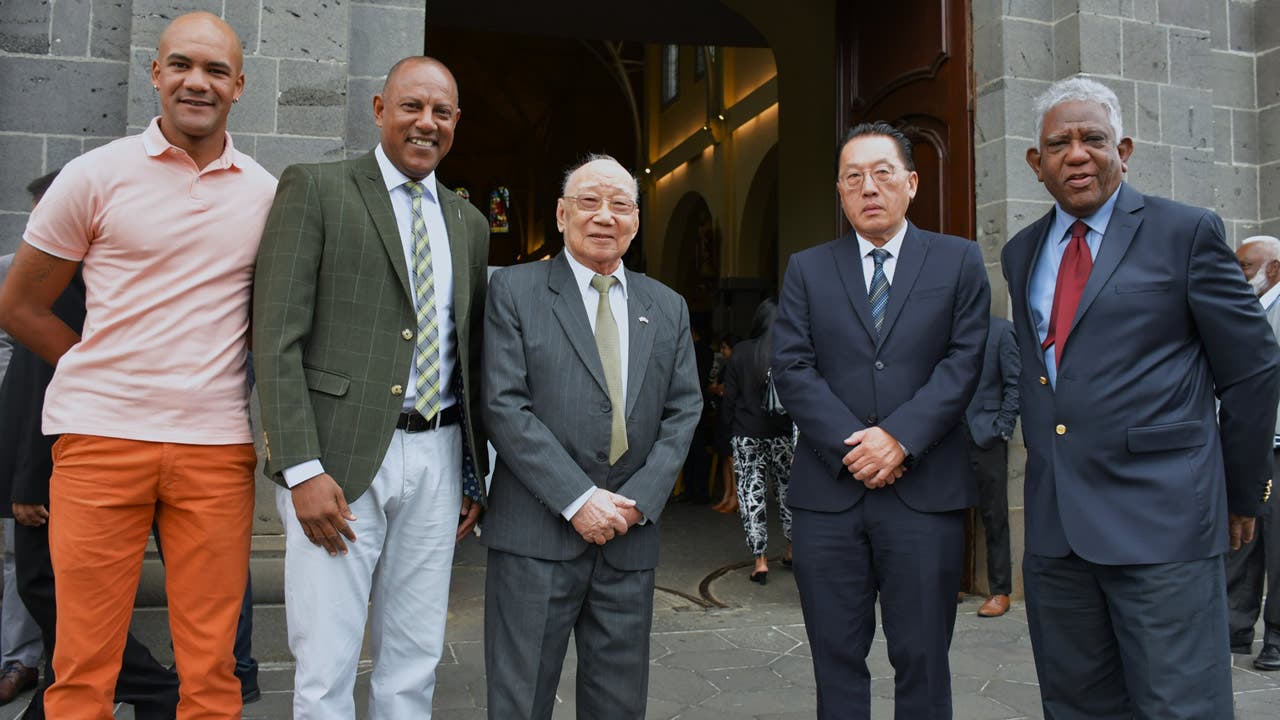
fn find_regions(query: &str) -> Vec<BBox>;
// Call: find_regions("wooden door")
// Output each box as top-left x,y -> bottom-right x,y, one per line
836,0 -> 974,241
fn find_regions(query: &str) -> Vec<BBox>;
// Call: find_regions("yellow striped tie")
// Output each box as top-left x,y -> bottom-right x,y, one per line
404,181 -> 441,420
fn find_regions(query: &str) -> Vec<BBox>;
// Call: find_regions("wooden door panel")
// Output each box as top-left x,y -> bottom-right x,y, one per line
837,0 -> 973,240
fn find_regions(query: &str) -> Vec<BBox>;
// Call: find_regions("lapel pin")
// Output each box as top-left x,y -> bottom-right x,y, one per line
639,316 -> 649,324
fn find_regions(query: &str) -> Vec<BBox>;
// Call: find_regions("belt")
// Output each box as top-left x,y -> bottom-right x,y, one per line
396,405 -> 462,433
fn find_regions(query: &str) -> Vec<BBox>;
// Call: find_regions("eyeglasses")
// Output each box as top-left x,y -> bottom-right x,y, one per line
839,164 -> 902,191
563,195 -> 638,215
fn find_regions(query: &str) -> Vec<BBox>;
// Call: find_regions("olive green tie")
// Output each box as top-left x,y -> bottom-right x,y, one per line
590,274 -> 628,464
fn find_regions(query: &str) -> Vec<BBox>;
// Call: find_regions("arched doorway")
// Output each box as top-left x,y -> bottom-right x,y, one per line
662,191 -> 717,316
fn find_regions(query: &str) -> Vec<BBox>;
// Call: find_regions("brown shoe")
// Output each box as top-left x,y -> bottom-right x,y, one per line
977,594 -> 1010,618
0,661 -> 38,704
956,591 -> 965,604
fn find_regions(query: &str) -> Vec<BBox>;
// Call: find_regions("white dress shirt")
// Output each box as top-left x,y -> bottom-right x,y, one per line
282,145 -> 457,488
856,222 -> 909,292
560,248 -> 632,520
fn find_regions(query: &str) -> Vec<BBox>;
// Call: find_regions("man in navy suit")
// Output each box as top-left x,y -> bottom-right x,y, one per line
773,122 -> 989,719
1002,77 -> 1279,719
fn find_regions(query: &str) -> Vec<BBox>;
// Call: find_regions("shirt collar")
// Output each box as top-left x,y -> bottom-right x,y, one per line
1050,185 -> 1122,245
855,221 -> 908,259
564,247 -> 628,298
375,144 -> 438,203
142,117 -> 245,169
1260,282 -> 1280,311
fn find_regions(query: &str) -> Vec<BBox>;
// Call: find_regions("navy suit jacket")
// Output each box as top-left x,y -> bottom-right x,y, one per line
773,222 -> 990,514
1001,183 -> 1279,564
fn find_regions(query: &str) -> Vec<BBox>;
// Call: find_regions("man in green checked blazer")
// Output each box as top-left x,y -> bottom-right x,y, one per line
252,56 -> 488,720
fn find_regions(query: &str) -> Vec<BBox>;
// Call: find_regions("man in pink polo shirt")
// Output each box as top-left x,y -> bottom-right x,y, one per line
0,12 -> 274,720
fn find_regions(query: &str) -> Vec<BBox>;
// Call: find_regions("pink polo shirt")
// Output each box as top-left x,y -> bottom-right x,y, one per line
23,118 -> 277,444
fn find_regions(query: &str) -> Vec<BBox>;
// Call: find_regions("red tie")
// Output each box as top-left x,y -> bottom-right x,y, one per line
1041,219 -> 1092,366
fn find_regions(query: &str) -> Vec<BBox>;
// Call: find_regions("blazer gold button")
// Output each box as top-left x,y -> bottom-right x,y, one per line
401,329 -> 413,341
1055,424 -> 1066,435
1039,376 -> 1048,385
391,384 -> 404,396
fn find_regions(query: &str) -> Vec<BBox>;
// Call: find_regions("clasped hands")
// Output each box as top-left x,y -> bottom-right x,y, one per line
571,488 -> 642,545
843,426 -> 906,489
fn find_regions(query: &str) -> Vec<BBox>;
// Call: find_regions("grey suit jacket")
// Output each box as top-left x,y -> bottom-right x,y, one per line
480,252 -> 702,571
254,152 -> 490,503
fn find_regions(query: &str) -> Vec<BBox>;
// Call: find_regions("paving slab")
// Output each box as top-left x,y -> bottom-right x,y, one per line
0,503 -> 1277,718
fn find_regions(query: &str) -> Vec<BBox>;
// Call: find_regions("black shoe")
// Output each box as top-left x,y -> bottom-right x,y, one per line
1232,642 -> 1254,655
1255,643 -> 1280,671
242,684 -> 262,704
749,570 -> 768,585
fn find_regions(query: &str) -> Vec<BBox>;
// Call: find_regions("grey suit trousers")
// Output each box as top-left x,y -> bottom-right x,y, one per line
484,547 -> 654,720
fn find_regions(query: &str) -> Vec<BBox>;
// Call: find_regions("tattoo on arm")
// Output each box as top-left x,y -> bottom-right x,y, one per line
17,251 -> 54,285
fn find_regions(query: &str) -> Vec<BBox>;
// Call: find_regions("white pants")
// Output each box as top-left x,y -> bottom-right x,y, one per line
279,426 -> 462,720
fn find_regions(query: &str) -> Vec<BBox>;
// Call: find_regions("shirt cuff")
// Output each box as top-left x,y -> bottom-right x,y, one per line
561,487 -> 596,521
282,459 -> 325,488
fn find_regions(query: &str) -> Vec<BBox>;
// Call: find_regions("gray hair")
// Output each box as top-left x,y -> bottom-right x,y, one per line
1032,77 -> 1125,144
1242,235 -> 1280,262
561,153 -> 640,199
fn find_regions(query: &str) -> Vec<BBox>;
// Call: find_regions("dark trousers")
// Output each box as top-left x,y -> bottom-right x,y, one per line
680,421 -> 712,502
791,489 -> 964,720
1225,450 -> 1280,649
1023,552 -> 1233,720
485,547 -> 655,720
967,439 -> 1012,596
14,520 -> 179,720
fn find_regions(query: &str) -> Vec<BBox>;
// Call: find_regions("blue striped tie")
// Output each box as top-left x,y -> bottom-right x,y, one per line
869,248 -> 890,336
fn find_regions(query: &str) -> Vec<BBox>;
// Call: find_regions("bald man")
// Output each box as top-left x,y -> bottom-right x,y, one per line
253,55 -> 489,719
1229,235 -> 1280,671
0,12 -> 275,720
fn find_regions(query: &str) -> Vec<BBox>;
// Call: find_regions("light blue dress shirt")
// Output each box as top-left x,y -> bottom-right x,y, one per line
1028,187 -> 1121,387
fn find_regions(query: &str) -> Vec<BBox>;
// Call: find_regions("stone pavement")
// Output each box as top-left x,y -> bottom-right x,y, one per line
4,503 -> 1279,719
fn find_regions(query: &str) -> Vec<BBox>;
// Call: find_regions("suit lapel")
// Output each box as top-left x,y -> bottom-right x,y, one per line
1067,183 -> 1143,340
624,272 -> 656,414
877,223 -> 927,347
1015,210 -> 1054,377
832,231 -> 877,340
353,153 -> 413,303
437,180 -> 471,329
548,253 -> 611,398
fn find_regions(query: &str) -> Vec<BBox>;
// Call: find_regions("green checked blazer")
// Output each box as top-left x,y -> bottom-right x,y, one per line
253,151 -> 490,503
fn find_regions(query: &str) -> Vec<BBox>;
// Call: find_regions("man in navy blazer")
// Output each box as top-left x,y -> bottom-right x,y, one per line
773,122 -> 989,719
1002,77 -> 1279,719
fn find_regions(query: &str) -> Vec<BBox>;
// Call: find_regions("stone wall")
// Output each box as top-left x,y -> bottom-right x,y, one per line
0,0 -> 427,256
971,0 -> 1279,597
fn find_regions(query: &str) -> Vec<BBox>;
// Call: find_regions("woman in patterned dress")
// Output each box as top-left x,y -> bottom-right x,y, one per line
721,299 -> 794,584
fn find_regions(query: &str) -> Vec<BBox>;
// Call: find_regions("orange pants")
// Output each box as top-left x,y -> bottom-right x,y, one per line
44,434 -> 255,720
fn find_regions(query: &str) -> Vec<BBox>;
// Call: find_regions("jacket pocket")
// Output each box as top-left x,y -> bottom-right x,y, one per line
303,366 -> 351,397
1115,281 -> 1171,294
1126,420 -> 1205,453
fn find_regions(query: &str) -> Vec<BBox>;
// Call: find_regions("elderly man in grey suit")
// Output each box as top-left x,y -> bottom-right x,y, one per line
1229,234 -> 1280,671
481,154 -> 702,719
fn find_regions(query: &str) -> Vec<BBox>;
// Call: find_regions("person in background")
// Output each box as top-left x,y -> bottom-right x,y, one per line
710,334 -> 740,513
721,298 -> 794,585
0,245 -> 41,708
961,315 -> 1020,617
1228,234 -> 1280,671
